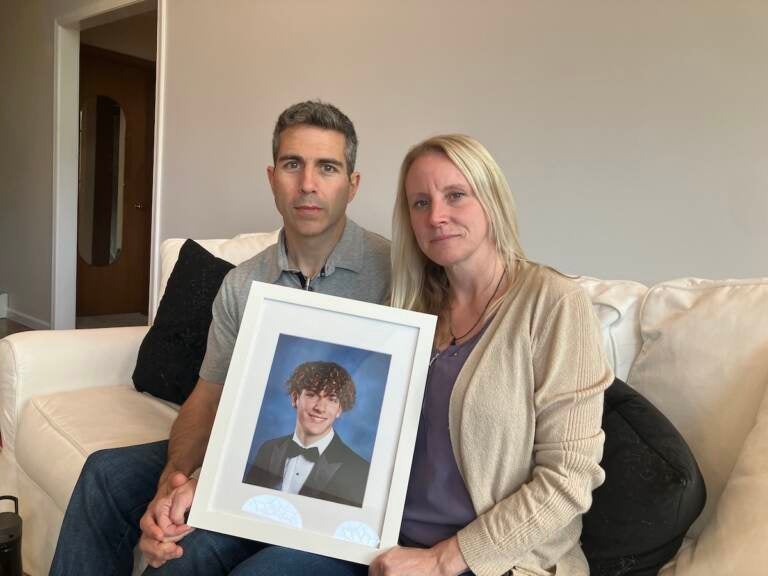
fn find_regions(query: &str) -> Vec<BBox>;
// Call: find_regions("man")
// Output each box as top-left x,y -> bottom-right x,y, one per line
50,101 -> 390,575
243,361 -> 369,508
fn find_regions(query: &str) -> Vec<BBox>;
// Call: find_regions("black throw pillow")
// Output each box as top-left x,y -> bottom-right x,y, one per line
581,378 -> 706,576
132,240 -> 234,404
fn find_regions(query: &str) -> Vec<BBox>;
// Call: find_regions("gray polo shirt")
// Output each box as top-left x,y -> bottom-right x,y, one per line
199,219 -> 391,384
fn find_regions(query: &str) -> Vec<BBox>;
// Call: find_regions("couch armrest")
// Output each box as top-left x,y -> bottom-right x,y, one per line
0,326 -> 148,454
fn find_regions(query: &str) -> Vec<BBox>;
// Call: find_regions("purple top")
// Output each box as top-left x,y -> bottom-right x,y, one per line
400,322 -> 491,548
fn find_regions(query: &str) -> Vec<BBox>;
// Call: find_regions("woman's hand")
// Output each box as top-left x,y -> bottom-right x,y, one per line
369,536 -> 468,576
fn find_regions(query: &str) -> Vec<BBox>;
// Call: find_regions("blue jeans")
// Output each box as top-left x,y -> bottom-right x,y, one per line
50,441 -> 263,575
49,440 -> 367,575
230,546 -> 367,575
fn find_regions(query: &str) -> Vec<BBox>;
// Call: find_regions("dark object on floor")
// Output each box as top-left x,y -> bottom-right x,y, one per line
581,378 -> 706,576
133,240 -> 234,404
0,495 -> 23,576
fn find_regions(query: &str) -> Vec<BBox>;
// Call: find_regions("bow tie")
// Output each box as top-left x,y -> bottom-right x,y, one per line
286,440 -> 320,463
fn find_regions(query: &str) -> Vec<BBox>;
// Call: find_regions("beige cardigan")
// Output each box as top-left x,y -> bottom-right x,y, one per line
452,261 -> 613,576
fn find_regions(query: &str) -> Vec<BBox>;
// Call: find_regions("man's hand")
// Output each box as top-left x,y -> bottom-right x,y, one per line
139,472 -> 197,568
368,536 -> 468,576
138,377 -> 221,568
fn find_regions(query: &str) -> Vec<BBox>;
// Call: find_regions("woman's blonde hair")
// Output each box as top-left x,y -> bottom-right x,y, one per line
391,134 -> 525,313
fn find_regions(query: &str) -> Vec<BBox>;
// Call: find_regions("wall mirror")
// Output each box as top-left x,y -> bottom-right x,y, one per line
78,95 -> 125,266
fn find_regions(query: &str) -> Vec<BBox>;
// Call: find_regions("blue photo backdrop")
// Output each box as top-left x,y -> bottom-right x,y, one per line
243,333 -> 391,474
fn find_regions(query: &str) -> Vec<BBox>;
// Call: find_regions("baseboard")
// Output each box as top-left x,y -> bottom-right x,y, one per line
6,308 -> 50,330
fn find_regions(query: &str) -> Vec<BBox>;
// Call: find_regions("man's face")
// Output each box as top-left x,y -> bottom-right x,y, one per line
291,388 -> 344,444
268,125 -> 360,242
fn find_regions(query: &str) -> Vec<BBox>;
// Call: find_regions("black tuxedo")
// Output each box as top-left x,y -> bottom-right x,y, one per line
242,433 -> 370,508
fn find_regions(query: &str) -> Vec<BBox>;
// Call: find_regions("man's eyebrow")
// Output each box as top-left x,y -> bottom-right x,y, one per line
277,154 -> 303,163
317,158 -> 344,168
276,155 -> 345,169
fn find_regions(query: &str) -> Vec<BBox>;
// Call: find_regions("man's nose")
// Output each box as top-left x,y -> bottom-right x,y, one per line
300,166 -> 317,194
311,397 -> 326,411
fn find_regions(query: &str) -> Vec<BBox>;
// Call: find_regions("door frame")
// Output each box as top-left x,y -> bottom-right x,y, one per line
52,0 -> 166,329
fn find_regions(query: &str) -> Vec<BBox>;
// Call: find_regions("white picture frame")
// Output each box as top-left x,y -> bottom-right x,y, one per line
189,281 -> 436,565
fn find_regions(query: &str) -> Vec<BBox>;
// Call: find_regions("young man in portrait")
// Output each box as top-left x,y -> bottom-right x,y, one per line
243,361 -> 369,508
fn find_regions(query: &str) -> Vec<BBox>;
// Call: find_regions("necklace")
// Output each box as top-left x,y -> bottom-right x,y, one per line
448,268 -> 506,346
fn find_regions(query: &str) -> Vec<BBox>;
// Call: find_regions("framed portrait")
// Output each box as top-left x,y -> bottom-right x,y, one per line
189,281 -> 437,564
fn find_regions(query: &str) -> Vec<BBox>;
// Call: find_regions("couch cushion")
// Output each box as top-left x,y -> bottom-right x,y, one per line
134,240 -> 235,404
627,277 -> 768,537
14,385 -> 177,513
0,326 -> 149,455
661,377 -> 768,574
575,277 -> 648,382
582,379 -> 705,576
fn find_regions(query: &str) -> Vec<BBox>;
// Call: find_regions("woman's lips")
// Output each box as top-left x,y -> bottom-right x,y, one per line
431,233 -> 459,243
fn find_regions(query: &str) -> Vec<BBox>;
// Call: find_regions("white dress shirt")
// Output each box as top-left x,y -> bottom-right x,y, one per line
281,429 -> 335,494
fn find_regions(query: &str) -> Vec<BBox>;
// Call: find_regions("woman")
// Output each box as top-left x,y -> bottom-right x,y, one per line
232,135 -> 611,576
369,134 -> 612,576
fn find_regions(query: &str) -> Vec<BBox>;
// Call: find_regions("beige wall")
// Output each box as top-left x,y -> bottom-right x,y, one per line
2,0 -> 767,326
0,0 -> 55,328
160,0 -> 768,282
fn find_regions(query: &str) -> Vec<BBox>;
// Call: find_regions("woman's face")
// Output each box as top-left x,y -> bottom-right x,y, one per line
404,152 -> 495,269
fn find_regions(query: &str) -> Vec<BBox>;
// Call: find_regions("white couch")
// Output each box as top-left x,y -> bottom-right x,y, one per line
1,232 -> 766,576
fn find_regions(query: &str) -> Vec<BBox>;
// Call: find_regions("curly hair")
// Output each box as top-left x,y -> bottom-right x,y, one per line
286,361 -> 356,411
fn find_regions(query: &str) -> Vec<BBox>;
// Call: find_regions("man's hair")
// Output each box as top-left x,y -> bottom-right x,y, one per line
286,361 -> 356,411
272,100 -> 358,176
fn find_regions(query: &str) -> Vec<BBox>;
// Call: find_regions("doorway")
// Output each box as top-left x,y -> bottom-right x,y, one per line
51,1 -> 160,329
76,40 -> 155,326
